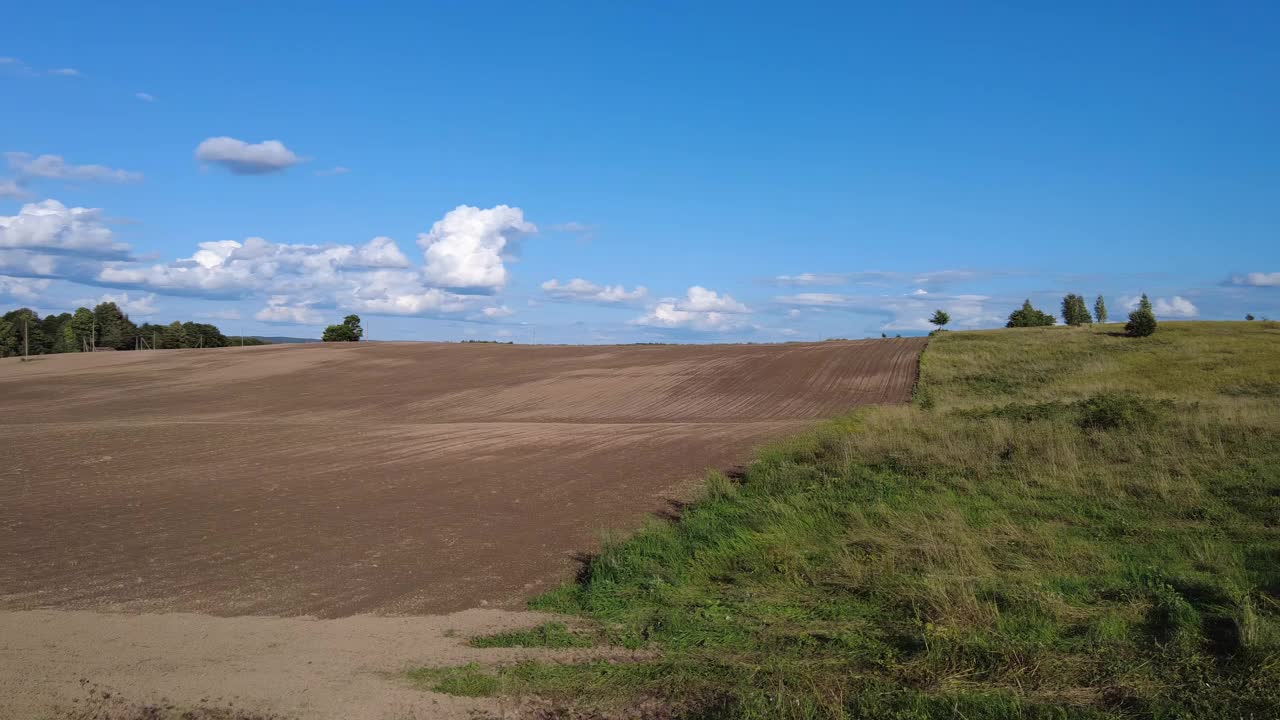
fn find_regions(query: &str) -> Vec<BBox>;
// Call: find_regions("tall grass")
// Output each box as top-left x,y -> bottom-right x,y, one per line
413,322 -> 1280,719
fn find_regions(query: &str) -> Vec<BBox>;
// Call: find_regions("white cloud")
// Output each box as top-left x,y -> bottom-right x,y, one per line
773,272 -> 853,287
254,296 -> 325,325
634,286 -> 752,332
911,288 -> 928,296
417,205 -> 535,291
0,179 -> 27,199
676,286 -> 750,313
48,68 -> 80,77
6,152 -> 143,184
99,235 -> 412,297
315,166 -> 350,176
1154,296 -> 1198,317
0,200 -> 129,258
135,92 -> 155,102
195,137 -> 303,175
541,277 -> 647,304
0,275 -> 50,302
772,270 -> 992,288
95,291 -> 158,317
1119,295 -> 1198,318
775,291 -> 1002,331
480,305 -> 514,318
1230,272 -> 1280,287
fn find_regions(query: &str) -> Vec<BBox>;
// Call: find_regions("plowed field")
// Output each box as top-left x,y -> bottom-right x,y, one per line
1,339 -> 925,617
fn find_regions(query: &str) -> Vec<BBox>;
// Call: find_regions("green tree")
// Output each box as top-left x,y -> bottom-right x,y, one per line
1061,294 -> 1093,326
59,307 -> 96,352
929,309 -> 950,331
322,314 -> 364,342
1006,299 -> 1056,328
1094,295 -> 1108,324
1246,313 -> 1255,321
39,313 -> 70,354
2,308 -> 44,355
0,317 -> 17,357
92,302 -> 139,350
1125,293 -> 1158,337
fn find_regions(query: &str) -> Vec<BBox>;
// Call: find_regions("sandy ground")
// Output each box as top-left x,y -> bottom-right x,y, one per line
0,339 -> 925,718
0,607 -> 643,719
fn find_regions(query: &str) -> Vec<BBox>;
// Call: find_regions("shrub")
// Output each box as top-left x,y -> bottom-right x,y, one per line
1074,391 -> 1171,430
1006,299 -> 1055,328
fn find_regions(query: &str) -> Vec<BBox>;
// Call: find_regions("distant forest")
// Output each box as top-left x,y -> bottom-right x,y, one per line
0,302 -> 267,357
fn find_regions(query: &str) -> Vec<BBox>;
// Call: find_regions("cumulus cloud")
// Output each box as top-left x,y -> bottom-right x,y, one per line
0,275 -> 51,302
417,205 -> 536,291
0,200 -> 129,258
633,286 -> 751,332
776,291 -> 1003,331
1,201 -> 534,323
1230,272 -> 1280,287
541,277 -> 647,304
98,235 -> 413,297
1121,295 -> 1198,318
6,152 -> 143,184
195,137 -> 303,175
677,286 -> 749,313
93,291 -> 158,317
255,296 -> 325,325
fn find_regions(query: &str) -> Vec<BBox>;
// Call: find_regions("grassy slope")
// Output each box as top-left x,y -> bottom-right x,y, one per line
416,322 -> 1280,719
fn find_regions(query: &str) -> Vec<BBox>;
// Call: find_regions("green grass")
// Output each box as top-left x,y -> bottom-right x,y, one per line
468,622 -> 595,649
412,321 -> 1280,719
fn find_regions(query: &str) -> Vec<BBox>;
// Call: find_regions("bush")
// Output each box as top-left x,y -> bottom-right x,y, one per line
1125,310 -> 1157,337
1074,391 -> 1171,430
1007,299 -> 1056,328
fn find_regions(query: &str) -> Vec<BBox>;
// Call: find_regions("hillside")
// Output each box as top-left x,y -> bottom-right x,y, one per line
413,322 -> 1280,719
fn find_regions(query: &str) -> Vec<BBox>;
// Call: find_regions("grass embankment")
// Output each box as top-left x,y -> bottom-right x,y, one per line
415,322 -> 1280,719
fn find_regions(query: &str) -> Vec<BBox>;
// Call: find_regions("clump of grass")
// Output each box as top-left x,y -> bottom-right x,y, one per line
409,663 -> 501,697
414,321 -> 1280,719
469,622 -> 595,649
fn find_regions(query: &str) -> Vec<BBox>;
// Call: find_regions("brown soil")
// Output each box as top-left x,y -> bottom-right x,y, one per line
1,339 -> 924,617
0,338 -> 924,718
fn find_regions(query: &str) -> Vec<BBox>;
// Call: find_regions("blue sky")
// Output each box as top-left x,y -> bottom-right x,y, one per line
2,1 -> 1277,342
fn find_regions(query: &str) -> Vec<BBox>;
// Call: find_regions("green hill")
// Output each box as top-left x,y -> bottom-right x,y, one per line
415,322 -> 1280,719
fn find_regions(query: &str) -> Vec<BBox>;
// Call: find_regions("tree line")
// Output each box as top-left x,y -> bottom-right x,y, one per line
0,302 -> 241,357
929,293 -> 1158,337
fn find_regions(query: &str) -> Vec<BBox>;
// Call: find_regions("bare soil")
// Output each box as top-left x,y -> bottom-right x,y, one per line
0,339 -> 924,718
2,339 -> 924,617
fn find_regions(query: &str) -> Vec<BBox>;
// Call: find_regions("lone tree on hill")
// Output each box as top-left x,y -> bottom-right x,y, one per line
1061,294 -> 1092,326
1246,313 -> 1255,321
1006,299 -> 1056,328
929,309 -> 950,331
1095,295 -> 1108,324
1125,294 -> 1158,337
322,314 -> 364,342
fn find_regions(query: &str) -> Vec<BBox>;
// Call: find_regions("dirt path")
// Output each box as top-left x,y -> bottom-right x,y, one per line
0,608 -> 633,720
